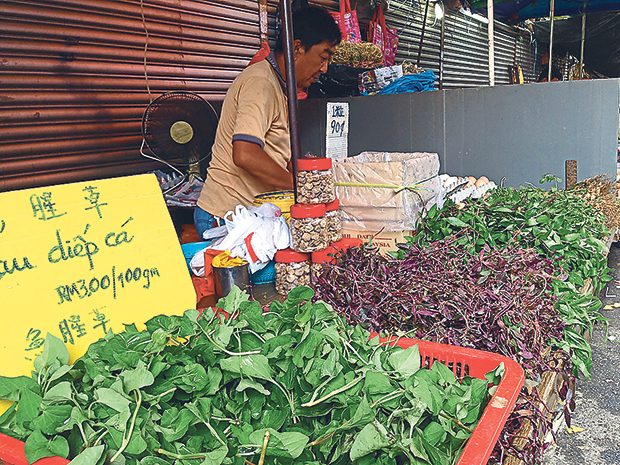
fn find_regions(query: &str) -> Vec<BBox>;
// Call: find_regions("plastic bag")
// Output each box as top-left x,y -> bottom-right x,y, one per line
331,0 -> 362,44
190,203 -> 290,275
367,5 -> 399,66
308,64 -> 370,98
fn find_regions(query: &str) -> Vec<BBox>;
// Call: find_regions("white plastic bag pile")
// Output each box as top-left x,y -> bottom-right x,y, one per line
190,203 -> 290,276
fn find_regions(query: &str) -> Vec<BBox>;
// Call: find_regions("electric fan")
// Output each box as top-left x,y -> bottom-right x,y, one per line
141,91 -> 218,181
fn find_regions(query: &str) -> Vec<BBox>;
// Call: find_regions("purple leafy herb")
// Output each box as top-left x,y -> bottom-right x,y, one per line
314,236 -> 574,464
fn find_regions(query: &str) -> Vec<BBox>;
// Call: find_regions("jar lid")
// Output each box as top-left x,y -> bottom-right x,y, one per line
275,248 -> 310,263
325,198 -> 340,211
311,245 -> 339,264
332,237 -> 364,251
290,203 -> 326,218
297,157 -> 332,171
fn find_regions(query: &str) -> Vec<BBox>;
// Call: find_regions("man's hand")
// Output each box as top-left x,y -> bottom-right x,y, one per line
232,140 -> 294,189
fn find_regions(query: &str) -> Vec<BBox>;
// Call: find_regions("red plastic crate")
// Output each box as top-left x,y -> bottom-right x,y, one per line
0,432 -> 69,465
379,336 -> 525,465
0,336 -> 523,465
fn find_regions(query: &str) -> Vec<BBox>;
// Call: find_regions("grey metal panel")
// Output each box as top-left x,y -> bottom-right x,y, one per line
299,91 -> 444,159
386,0 -> 442,83
299,79 -> 620,188
444,79 -> 620,186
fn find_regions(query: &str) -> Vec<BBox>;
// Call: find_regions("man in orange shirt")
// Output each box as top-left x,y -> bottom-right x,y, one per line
194,6 -> 340,237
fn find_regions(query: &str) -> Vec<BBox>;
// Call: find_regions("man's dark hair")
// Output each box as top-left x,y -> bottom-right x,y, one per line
275,6 -> 341,53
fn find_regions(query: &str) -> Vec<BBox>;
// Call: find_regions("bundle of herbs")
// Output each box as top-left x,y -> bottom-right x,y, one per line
415,180 -> 612,296
0,287 -> 500,465
568,174 -> 620,231
313,238 -> 576,464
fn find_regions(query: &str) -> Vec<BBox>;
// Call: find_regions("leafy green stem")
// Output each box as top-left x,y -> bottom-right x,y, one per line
110,389 -> 142,462
156,449 -> 213,459
203,420 -> 227,447
199,326 -> 261,356
370,389 -> 405,408
308,376 -> 334,404
92,429 -> 108,447
258,430 -> 270,465
341,338 -> 371,366
301,376 -> 363,407
270,379 -> 296,418
439,411 -> 473,433
310,418 -> 352,446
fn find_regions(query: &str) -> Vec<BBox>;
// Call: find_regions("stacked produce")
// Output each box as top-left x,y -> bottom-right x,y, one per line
0,287 -> 501,465
314,180 -> 612,464
279,157 -> 345,295
314,239 -> 571,463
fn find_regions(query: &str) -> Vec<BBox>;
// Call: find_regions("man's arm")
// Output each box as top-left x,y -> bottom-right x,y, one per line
232,140 -> 294,189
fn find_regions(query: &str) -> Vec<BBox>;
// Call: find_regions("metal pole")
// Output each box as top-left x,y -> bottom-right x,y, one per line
487,0 -> 495,86
579,3 -> 586,79
548,0 -> 555,82
417,0 -> 430,66
439,12 -> 445,89
280,0 -> 300,202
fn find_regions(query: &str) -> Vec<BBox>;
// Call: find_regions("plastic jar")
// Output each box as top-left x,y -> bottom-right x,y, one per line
311,245 -> 338,282
325,198 -> 342,243
274,248 -> 311,295
289,204 -> 329,253
296,157 -> 336,204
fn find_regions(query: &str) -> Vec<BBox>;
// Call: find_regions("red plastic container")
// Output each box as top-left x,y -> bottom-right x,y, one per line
0,337 -> 523,465
377,335 -> 525,465
0,433 -> 69,465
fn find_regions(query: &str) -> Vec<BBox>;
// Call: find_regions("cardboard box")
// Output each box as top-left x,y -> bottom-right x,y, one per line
341,229 -> 413,254
334,152 -> 440,231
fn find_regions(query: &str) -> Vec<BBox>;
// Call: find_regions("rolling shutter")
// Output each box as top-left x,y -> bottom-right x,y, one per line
385,1 -> 536,89
0,0 -> 337,191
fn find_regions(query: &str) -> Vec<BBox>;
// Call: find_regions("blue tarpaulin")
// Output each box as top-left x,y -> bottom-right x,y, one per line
376,70 -> 437,95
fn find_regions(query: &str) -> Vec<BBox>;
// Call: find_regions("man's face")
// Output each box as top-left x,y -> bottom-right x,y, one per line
294,40 -> 337,89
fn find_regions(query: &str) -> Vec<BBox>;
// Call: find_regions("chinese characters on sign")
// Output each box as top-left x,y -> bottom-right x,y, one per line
0,174 -> 196,416
326,102 -> 349,160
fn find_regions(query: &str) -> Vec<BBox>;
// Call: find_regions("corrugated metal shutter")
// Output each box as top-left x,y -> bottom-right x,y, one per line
0,0 -> 337,192
385,1 -> 536,88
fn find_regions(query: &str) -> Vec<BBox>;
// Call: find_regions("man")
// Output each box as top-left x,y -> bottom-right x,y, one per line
194,6 -> 341,237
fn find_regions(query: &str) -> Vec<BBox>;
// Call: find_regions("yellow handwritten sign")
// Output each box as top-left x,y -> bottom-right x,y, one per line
0,174 -> 196,412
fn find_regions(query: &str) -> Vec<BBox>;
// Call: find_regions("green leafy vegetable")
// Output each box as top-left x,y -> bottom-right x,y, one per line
0,287 -> 500,465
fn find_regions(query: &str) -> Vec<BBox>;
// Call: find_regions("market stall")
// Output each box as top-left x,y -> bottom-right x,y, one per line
1,155 -> 618,465
1,2 -> 620,464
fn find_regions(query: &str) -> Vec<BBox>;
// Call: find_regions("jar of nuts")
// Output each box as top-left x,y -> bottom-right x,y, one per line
296,157 -> 336,204
325,198 -> 342,243
289,204 -> 329,253
311,245 -> 338,283
274,248 -> 311,296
